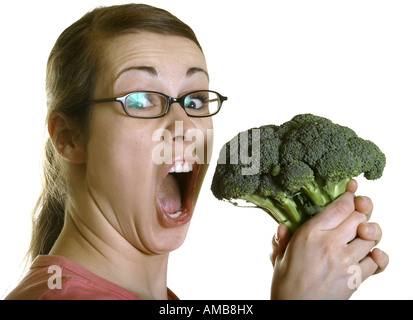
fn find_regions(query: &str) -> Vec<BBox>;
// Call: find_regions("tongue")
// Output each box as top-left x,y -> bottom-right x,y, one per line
158,174 -> 182,214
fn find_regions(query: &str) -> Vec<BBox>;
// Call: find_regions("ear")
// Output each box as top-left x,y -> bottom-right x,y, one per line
48,112 -> 86,164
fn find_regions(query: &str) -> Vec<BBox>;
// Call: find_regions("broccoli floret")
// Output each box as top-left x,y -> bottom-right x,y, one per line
348,137 -> 386,180
278,161 -> 331,206
255,175 -> 305,232
211,113 -> 386,234
211,145 -> 260,201
280,117 -> 357,167
257,125 -> 281,175
316,148 -> 363,199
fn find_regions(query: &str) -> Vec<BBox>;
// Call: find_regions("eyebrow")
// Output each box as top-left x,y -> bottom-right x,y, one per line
115,66 -> 157,80
115,66 -> 209,81
187,67 -> 209,80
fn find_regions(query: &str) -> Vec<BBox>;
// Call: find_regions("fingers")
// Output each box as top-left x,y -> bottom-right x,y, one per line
371,248 -> 389,274
348,238 -> 376,262
354,196 -> 374,221
347,225 -> 388,282
333,195 -> 375,243
337,211 -> 368,243
358,248 -> 389,281
346,179 -> 358,194
310,191 -> 355,230
348,178 -> 373,220
307,178 -> 374,232
358,255 -> 379,282
270,224 -> 291,267
357,222 -> 382,244
277,224 -> 290,245
345,221 -> 383,264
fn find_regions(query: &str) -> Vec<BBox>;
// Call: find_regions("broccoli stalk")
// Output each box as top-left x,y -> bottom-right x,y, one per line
240,194 -> 303,234
324,178 -> 351,200
211,114 -> 386,234
241,175 -> 351,233
278,161 -> 331,206
301,180 -> 331,206
298,176 -> 351,206
254,174 -> 310,232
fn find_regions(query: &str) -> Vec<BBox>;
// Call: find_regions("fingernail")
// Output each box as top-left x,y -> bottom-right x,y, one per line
361,196 -> 371,207
373,248 -> 384,258
365,223 -> 374,234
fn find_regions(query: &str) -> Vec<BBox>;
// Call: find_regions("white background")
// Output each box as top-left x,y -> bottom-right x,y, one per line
0,0 -> 412,300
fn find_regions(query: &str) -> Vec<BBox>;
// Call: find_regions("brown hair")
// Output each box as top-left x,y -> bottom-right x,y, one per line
28,3 -> 202,262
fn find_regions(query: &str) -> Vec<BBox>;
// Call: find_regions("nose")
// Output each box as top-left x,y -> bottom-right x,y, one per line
166,95 -> 194,121
165,101 -> 202,161
168,101 -> 197,138
168,98 -> 188,118
156,97 -> 193,136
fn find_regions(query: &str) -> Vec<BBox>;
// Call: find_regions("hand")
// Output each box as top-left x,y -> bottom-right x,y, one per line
346,180 -> 389,275
270,180 -> 389,300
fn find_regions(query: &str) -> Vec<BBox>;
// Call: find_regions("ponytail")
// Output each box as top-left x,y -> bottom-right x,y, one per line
27,138 -> 66,261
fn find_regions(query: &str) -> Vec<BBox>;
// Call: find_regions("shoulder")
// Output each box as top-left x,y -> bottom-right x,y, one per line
5,255 -> 141,300
39,278 -> 132,300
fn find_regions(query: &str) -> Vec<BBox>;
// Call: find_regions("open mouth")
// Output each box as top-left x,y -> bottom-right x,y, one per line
156,159 -> 199,227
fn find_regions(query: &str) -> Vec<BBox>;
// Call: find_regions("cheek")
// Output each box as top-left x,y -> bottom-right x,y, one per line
86,119 -> 188,253
86,118 -> 157,217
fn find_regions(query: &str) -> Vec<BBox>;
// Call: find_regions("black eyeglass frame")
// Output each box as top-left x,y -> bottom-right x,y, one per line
90,90 -> 227,119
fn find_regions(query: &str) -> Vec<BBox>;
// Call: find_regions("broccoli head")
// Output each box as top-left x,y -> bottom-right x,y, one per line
211,113 -> 386,234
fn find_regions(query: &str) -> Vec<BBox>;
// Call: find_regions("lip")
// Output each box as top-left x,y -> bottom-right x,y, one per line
156,157 -> 200,228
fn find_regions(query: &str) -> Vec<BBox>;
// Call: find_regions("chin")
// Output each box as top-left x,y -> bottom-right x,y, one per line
151,223 -> 191,254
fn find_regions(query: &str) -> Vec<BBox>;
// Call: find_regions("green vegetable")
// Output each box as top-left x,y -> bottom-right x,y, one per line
211,114 -> 386,234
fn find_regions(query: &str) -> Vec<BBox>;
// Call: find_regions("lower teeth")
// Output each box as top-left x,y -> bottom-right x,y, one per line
167,210 -> 183,218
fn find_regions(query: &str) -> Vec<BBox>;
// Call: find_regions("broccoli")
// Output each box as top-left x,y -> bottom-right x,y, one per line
211,114 -> 386,234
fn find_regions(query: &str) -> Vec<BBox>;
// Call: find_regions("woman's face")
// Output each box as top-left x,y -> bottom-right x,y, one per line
86,32 -> 212,255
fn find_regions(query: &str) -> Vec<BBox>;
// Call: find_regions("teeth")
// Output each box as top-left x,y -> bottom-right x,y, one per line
169,160 -> 193,173
167,210 -> 183,218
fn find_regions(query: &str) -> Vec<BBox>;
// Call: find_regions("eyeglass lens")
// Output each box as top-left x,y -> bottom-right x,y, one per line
124,91 -> 220,118
125,92 -> 165,117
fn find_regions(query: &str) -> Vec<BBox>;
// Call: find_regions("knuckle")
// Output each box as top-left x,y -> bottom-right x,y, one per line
295,223 -> 318,246
352,211 -> 368,227
335,202 -> 351,217
356,211 -> 368,224
341,253 -> 353,269
334,196 -> 355,218
322,238 -> 353,270
322,240 -> 342,264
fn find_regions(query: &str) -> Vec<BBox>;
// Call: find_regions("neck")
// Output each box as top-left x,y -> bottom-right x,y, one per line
50,183 -> 169,300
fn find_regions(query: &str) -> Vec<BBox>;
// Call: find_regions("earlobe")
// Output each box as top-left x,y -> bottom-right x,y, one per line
48,112 -> 86,164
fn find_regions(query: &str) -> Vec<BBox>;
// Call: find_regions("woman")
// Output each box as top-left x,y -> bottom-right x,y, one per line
6,4 -> 388,300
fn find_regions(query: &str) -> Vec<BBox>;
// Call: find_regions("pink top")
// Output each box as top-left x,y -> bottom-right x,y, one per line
5,255 -> 178,300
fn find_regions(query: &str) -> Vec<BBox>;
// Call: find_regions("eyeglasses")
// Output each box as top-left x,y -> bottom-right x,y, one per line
91,90 -> 227,119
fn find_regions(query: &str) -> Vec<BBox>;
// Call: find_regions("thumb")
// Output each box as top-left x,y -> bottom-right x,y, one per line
270,224 -> 291,267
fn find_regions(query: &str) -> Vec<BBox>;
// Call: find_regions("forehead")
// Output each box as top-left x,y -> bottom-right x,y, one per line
99,32 -> 207,84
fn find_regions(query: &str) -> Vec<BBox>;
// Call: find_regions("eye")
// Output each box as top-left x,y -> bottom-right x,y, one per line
126,92 -> 153,109
184,93 -> 208,110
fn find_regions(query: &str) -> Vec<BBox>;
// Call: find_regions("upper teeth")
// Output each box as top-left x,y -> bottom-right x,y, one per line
169,160 -> 193,173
